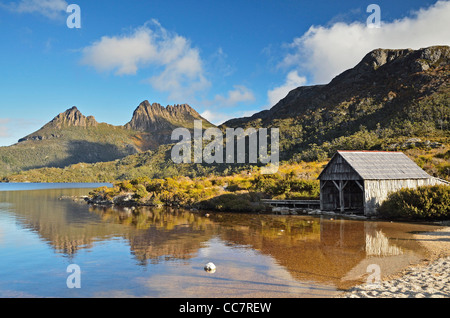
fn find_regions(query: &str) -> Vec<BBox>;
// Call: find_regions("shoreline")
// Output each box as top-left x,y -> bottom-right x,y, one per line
65,194 -> 450,298
83,195 -> 449,224
337,227 -> 450,298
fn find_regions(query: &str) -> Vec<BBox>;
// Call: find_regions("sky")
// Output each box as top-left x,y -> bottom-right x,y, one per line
0,0 -> 449,146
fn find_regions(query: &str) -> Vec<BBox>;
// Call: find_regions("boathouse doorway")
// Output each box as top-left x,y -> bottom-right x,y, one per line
320,179 -> 364,213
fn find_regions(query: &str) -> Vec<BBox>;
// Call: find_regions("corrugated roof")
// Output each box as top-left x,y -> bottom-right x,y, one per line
321,151 -> 432,180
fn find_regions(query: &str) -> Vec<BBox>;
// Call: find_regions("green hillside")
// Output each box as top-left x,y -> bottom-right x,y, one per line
1,46 -> 449,183
0,124 -> 146,176
222,46 -> 450,163
0,102 -> 212,177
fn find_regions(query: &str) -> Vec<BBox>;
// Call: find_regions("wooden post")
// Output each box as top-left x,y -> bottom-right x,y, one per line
332,180 -> 347,212
332,181 -> 339,210
339,180 -> 344,212
320,181 -> 323,210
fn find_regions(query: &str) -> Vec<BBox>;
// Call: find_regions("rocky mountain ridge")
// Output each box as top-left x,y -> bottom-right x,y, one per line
18,101 -> 211,144
0,101 -> 212,176
125,100 -> 205,132
1,45 -> 448,180
223,45 -> 449,127
124,100 -> 213,144
221,45 -> 449,163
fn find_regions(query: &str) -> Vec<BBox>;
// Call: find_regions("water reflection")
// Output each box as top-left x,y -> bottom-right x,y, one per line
366,231 -> 403,256
0,187 -> 445,296
90,206 -> 217,265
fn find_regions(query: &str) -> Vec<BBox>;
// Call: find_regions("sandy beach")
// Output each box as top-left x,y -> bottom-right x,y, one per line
338,226 -> 450,298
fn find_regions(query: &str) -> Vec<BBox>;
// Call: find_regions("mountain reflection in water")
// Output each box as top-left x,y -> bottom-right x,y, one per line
0,186 -> 444,297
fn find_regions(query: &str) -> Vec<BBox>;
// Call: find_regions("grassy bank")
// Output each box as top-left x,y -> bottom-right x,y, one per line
86,162 -> 324,213
86,160 -> 450,219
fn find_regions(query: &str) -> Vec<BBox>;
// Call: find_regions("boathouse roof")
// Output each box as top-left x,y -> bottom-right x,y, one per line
318,151 -> 432,180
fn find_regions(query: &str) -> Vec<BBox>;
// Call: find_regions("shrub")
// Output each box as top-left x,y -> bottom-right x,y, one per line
117,180 -> 133,192
133,184 -> 149,200
288,179 -> 320,197
378,185 -> 450,220
198,192 -> 265,212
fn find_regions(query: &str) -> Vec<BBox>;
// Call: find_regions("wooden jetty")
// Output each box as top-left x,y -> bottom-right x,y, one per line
261,199 -> 320,209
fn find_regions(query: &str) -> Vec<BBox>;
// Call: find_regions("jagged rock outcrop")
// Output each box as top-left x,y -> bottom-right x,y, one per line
47,106 -> 98,129
18,102 -> 212,144
333,46 -> 450,85
124,100 -> 213,144
125,100 -> 208,132
5,100 -> 213,176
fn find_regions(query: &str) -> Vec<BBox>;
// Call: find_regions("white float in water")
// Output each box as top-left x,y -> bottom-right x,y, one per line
204,262 -> 216,273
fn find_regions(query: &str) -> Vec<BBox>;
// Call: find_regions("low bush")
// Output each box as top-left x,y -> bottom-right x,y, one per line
378,185 -> 450,220
198,192 -> 266,213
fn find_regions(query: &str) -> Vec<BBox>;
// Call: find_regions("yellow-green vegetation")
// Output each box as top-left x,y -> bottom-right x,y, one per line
225,50 -> 450,165
90,205 -> 215,232
406,147 -> 450,181
378,185 -> 450,220
3,85 -> 447,183
87,161 -> 325,212
3,140 -> 448,183
1,46 -> 448,184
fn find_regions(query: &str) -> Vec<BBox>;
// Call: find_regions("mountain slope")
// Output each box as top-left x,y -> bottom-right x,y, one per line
0,102 -> 213,177
18,106 -> 99,143
222,45 -> 449,161
225,46 -> 449,126
0,107 -> 140,176
2,46 -> 449,182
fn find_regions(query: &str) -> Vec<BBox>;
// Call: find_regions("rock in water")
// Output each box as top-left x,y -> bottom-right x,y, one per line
204,262 -> 216,273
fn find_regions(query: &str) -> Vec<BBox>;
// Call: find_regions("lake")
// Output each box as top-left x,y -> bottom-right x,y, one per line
0,183 -> 444,298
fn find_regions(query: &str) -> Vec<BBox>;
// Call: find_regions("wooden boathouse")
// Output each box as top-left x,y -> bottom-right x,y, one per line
318,151 -> 445,216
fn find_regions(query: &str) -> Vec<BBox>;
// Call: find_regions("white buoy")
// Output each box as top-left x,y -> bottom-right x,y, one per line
204,262 -> 216,273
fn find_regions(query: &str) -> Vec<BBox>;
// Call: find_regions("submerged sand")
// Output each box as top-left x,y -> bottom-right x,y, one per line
338,227 -> 450,298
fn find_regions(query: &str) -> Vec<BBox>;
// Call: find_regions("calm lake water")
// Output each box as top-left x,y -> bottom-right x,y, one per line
0,183 -> 445,298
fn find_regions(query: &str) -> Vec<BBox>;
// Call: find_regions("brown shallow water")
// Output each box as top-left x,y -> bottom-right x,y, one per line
0,184 -> 446,298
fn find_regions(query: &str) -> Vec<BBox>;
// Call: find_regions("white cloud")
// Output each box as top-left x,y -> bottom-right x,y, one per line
267,71 -> 307,107
281,0 -> 450,84
82,27 -> 157,76
212,85 -> 255,107
200,109 -> 259,126
81,21 -> 210,101
197,85 -> 256,125
148,48 -> 210,100
2,0 -> 68,20
200,110 -> 230,125
209,47 -> 235,78
0,119 -> 11,137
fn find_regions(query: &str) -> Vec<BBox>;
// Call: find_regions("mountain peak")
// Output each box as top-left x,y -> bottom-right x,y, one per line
17,106 -> 98,143
360,48 -> 413,70
125,100 -> 208,133
134,100 -> 200,116
344,46 -> 450,77
224,45 -> 449,128
48,106 -> 98,128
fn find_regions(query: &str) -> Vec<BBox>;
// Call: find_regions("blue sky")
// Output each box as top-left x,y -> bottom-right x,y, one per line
0,0 -> 449,146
